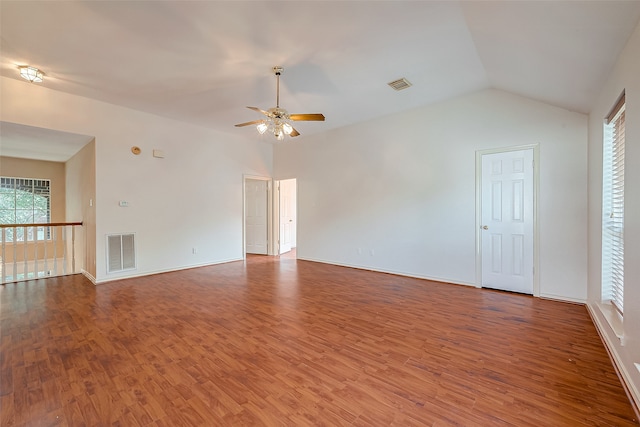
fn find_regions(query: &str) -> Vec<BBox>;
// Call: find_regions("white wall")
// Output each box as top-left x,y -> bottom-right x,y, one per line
587,20 -> 640,408
1,76 -> 272,282
275,88 -> 588,301
1,77 -> 591,302
66,140 -> 96,279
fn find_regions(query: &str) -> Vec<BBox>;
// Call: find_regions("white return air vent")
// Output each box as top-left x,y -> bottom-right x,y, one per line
107,233 -> 136,273
387,77 -> 412,91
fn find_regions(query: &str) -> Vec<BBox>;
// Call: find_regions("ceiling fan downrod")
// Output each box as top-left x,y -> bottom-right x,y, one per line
274,66 -> 283,108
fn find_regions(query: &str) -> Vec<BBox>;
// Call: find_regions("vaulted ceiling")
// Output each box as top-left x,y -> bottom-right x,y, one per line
1,1 -> 640,153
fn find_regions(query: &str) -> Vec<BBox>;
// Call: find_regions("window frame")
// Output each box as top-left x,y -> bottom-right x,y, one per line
0,176 -> 52,242
601,92 -> 625,315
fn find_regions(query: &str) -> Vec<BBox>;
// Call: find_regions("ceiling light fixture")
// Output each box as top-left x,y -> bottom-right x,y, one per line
256,112 -> 295,141
19,66 -> 44,83
235,66 -> 325,140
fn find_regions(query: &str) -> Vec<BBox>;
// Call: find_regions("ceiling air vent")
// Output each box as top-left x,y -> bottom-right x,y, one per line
388,77 -> 412,91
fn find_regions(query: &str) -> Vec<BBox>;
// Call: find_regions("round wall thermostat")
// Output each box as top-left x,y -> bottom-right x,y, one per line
131,146 -> 141,155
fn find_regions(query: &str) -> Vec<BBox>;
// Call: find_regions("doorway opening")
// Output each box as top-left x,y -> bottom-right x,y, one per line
275,178 -> 297,258
243,176 -> 298,259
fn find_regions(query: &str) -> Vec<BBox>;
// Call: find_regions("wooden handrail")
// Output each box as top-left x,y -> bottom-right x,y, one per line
0,222 -> 83,229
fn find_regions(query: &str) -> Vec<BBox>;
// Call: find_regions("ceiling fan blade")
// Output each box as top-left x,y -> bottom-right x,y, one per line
234,120 -> 263,127
247,106 -> 269,116
290,113 -> 325,121
290,127 -> 300,137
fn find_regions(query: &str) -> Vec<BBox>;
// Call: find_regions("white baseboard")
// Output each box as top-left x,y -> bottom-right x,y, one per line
296,256 -> 476,288
94,257 -> 243,284
538,293 -> 586,304
81,269 -> 97,285
587,302 -> 640,419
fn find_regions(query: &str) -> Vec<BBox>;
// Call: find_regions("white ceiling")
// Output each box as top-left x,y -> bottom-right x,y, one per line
0,122 -> 93,162
1,1 -> 639,160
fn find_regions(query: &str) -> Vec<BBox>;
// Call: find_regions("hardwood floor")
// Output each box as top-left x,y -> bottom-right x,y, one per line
1,255 -> 637,426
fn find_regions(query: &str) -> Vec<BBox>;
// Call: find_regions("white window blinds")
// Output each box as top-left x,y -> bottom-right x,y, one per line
602,93 -> 625,314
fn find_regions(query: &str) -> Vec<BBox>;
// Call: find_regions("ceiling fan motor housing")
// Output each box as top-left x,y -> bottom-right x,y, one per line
268,107 -> 289,119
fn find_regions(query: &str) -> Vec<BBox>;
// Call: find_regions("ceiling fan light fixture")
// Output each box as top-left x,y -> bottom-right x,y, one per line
274,127 -> 285,141
19,66 -> 44,83
235,66 -> 325,140
256,122 -> 268,134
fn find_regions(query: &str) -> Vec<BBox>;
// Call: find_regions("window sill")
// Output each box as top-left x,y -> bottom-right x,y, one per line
596,301 -> 624,344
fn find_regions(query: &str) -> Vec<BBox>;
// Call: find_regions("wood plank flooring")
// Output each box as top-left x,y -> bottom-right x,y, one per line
1,254 -> 637,426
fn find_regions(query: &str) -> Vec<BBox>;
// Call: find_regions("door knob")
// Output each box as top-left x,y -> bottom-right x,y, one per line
482,225 -> 489,230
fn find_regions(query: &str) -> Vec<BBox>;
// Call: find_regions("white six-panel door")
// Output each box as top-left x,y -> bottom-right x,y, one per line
481,149 -> 534,294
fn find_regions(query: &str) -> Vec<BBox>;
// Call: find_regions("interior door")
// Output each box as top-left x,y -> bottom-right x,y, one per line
481,149 -> 534,294
245,179 -> 268,255
278,179 -> 296,254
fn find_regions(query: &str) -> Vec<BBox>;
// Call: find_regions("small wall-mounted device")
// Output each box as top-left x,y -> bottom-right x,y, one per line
131,146 -> 141,155
153,149 -> 165,158
118,201 -> 129,207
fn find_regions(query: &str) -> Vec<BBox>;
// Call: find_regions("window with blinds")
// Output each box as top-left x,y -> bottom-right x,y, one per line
602,92 -> 625,314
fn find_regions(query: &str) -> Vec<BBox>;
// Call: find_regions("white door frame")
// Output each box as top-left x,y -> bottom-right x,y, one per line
475,144 -> 540,296
275,178 -> 297,255
243,174 -> 275,258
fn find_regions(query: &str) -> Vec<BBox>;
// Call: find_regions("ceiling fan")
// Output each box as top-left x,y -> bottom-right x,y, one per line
235,66 -> 325,140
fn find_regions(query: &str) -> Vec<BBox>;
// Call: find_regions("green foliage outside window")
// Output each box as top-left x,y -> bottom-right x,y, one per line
0,177 -> 51,241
